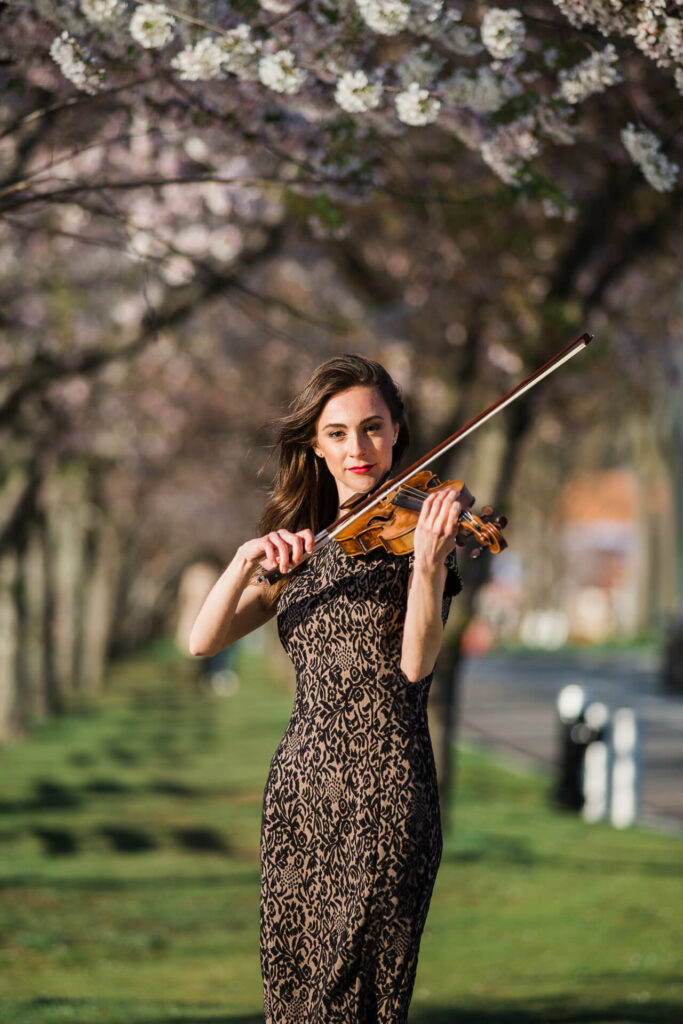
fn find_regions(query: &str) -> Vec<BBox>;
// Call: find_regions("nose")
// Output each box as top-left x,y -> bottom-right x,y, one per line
347,430 -> 367,458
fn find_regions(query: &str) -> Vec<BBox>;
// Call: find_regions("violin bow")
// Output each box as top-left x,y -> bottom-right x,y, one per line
257,330 -> 594,583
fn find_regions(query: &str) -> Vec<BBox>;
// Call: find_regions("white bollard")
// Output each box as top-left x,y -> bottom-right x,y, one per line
582,702 -> 611,823
610,708 -> 642,829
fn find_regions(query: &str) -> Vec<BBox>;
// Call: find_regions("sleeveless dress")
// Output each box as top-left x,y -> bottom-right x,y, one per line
260,539 -> 461,1024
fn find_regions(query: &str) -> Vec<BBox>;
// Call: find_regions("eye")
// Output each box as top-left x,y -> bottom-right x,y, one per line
327,430 -> 345,439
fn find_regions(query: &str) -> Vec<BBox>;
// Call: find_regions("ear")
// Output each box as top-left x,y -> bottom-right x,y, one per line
392,425 -> 399,445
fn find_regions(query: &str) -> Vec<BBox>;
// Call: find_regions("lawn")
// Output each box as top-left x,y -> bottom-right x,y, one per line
0,639 -> 681,1024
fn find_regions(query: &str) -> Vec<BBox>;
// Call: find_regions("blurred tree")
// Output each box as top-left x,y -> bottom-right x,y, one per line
1,2 -> 681,781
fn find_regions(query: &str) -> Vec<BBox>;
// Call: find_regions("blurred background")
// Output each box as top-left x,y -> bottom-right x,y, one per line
1,2 -> 682,1022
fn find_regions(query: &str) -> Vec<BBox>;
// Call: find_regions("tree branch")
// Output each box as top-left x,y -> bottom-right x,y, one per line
0,228 -> 283,427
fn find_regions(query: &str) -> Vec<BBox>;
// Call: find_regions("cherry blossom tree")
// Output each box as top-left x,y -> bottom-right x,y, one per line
2,1 -> 682,769
31,0 -> 682,204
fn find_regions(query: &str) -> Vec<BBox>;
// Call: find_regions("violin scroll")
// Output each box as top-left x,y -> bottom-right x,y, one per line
455,502 -> 508,557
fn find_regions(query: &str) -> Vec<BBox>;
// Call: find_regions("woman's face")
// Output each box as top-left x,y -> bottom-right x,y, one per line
314,385 -> 399,507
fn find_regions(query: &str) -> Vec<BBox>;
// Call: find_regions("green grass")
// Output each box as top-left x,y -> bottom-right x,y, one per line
0,639 -> 681,1024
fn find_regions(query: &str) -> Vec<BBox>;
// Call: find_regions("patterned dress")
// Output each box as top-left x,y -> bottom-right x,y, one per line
260,539 -> 461,1024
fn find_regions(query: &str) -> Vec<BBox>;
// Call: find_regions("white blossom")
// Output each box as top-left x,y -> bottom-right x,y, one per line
397,44 -> 444,87
80,0 -> 123,23
551,0 -> 631,35
395,82 -> 441,126
259,0 -> 296,12
441,66 -> 519,114
129,3 -> 175,50
209,225 -> 244,263
480,116 -> 539,184
633,7 -> 669,66
542,198 -> 563,218
258,49 -> 306,94
445,25 -> 485,57
219,25 -> 261,80
412,7 -> 467,48
407,0 -> 443,34
481,7 -> 526,61
334,70 -> 383,113
621,123 -> 678,192
355,0 -> 411,36
171,36 -> 224,81
665,16 -> 683,65
161,253 -> 195,286
536,103 -> 578,145
558,44 -> 621,104
49,31 -> 104,93
542,197 -> 576,221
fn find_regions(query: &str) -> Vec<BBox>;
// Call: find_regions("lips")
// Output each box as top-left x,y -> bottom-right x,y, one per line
348,465 -> 374,474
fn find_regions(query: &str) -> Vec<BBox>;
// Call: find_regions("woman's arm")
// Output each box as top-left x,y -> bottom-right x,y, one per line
188,528 -> 314,657
400,489 -> 462,683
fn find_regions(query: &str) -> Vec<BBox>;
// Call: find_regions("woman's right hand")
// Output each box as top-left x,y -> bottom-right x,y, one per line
239,528 -> 315,575
189,530 -> 314,656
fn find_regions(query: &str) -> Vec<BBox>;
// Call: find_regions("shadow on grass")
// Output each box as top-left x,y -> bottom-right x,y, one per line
0,775 -> 257,815
10,1000 -> 265,1023
84,777 -> 133,794
31,825 -> 79,856
0,779 -> 84,814
104,741 -> 144,765
0,870 -> 260,891
99,825 -> 159,852
172,826 -> 231,853
12,999 -> 264,1023
10,997 -> 682,1024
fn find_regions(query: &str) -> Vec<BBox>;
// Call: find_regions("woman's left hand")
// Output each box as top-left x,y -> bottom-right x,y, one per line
412,487 -> 463,572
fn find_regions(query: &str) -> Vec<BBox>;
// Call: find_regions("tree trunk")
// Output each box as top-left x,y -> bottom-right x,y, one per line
38,505 -> 63,716
0,552 -> 20,741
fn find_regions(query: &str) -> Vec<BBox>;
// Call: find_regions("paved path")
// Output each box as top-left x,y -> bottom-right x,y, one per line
458,650 -> 683,830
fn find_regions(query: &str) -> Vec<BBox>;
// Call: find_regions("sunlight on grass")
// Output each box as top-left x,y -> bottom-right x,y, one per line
0,639 -> 681,1023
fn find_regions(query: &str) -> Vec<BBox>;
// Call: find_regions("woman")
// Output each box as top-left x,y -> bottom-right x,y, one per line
190,354 -> 464,1024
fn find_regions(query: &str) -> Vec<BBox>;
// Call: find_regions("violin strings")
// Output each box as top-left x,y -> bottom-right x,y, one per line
399,485 -> 480,526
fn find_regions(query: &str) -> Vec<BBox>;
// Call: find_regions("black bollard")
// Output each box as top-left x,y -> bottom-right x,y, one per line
554,684 -> 592,811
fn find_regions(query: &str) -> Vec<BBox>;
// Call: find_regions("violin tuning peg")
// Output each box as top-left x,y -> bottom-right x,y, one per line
496,515 -> 508,529
481,505 -> 494,517
470,546 -> 483,560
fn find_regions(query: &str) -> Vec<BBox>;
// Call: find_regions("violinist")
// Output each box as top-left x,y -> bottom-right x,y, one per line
190,353 -> 465,1024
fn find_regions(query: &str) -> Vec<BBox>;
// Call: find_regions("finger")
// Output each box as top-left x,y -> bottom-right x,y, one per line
298,529 -> 315,552
421,490 -> 446,526
269,532 -> 291,572
260,537 -> 278,570
434,495 -> 460,532
447,504 -> 462,539
436,489 -> 460,508
279,530 -> 304,565
294,528 -> 315,552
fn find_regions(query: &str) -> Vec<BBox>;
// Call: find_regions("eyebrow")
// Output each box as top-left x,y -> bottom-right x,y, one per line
321,415 -> 386,430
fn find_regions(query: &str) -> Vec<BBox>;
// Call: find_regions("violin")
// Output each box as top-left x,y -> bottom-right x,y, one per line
334,470 -> 507,559
258,331 -> 593,585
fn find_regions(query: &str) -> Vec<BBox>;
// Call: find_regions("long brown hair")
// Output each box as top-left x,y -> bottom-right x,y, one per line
257,354 -> 409,602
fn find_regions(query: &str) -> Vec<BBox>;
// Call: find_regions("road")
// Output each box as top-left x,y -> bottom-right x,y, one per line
458,649 -> 683,830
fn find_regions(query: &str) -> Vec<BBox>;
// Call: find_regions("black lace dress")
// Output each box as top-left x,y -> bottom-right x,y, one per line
260,539 -> 461,1024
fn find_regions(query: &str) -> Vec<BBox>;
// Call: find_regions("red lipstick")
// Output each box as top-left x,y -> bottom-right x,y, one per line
348,465 -> 373,474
